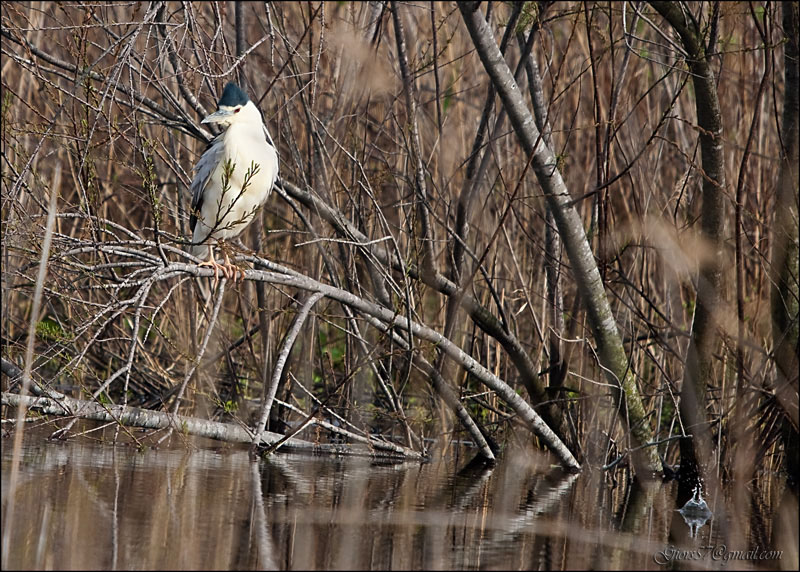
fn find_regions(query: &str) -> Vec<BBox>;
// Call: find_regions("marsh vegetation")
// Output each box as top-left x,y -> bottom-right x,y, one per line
2,0 -> 797,523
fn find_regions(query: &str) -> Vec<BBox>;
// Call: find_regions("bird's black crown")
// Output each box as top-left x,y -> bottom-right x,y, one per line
217,83 -> 250,108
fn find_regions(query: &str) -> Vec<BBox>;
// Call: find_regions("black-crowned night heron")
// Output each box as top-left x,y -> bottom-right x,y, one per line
189,82 -> 279,281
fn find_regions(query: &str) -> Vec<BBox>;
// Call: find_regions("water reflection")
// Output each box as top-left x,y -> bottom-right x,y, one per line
2,426 -> 796,570
678,486 -> 713,538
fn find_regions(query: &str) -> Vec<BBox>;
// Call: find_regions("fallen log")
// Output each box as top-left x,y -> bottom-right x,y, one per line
1,391 -> 424,461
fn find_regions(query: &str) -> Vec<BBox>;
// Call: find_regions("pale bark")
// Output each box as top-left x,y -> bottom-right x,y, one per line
277,180 -> 574,451
252,291 -> 325,450
1,391 -> 423,459
1,358 -> 423,460
242,259 -> 580,470
459,1 -> 659,473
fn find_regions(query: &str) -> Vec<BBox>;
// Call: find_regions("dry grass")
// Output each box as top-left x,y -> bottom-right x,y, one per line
1,0 -> 795,494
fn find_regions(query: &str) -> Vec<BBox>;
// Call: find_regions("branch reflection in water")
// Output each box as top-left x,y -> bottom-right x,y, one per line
1,425 -> 795,570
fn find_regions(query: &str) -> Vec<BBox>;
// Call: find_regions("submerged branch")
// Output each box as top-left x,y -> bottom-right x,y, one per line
0,391 -> 423,461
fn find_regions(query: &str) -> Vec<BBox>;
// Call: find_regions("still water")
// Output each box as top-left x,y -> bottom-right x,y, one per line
2,424 -> 797,570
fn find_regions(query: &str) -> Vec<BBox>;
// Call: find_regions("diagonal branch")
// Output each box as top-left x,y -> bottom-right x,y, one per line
458,1 -> 659,473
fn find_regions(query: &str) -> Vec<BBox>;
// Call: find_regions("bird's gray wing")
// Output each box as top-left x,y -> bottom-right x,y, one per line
189,136 -> 224,233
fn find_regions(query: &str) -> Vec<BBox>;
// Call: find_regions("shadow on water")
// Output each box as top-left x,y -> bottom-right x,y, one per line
2,425 -> 797,570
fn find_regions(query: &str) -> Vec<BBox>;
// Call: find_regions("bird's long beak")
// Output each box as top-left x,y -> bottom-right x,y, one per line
201,108 -> 234,124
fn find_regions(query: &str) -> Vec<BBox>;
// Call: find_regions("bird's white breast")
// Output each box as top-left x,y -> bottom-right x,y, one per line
197,118 -> 278,243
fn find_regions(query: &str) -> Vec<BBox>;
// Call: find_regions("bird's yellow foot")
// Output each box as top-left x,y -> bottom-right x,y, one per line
198,258 -> 231,290
222,252 -> 246,283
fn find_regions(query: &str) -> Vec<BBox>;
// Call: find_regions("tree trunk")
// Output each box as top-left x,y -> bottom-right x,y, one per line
650,1 -> 727,492
459,2 -> 660,474
773,1 -> 800,485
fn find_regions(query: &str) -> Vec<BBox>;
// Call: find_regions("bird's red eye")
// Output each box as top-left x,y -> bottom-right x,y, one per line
234,107 -> 240,113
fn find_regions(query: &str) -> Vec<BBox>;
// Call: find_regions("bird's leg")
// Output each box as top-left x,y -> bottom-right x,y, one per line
222,249 -> 246,283
197,246 -> 228,290
216,241 -> 244,283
